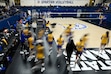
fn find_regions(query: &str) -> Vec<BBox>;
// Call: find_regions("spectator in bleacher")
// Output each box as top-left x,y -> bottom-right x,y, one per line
96,8 -> 103,12
85,3 -> 88,6
2,6 -> 9,14
20,29 -> 30,51
103,4 -> 109,11
16,19 -> 23,34
99,14 -> 105,25
92,0 -> 95,6
1,37 -> 8,46
27,10 -> 31,16
20,30 -> 26,50
31,21 -> 37,33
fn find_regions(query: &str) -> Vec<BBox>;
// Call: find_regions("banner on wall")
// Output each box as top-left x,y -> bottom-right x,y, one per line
38,0 -> 73,4
21,0 -> 89,6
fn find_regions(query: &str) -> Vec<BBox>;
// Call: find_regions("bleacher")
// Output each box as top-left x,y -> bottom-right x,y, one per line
0,29 -> 19,74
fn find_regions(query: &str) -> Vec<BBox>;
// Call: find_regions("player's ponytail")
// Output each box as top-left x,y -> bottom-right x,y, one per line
106,31 -> 109,38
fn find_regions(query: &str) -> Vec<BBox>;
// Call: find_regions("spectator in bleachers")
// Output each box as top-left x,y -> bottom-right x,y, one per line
85,3 -> 88,6
104,5 -> 109,11
31,21 -> 37,33
20,30 -> 26,50
16,19 -> 23,34
1,37 -> 8,46
20,29 -> 30,51
99,14 -> 105,25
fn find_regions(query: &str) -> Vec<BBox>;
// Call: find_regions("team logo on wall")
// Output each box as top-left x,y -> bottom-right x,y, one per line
72,23 -> 87,30
68,49 -> 111,71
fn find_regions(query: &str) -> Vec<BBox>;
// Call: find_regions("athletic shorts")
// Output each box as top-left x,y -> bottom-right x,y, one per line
101,43 -> 106,46
57,45 -> 62,49
84,48 -> 86,50
76,51 -> 82,56
48,41 -> 53,45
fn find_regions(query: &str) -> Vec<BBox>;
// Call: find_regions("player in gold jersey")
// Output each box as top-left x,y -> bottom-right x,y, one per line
28,32 -> 34,55
99,31 -> 109,53
23,29 -> 29,36
31,41 -> 45,72
47,31 -> 54,47
57,35 -> 64,51
46,21 -> 50,28
74,39 -> 84,67
65,24 -> 72,37
81,34 -> 88,45
76,39 -> 84,59
36,43 -> 44,63
80,34 -> 89,50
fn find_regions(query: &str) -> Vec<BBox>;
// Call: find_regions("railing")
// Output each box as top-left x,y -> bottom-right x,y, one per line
44,12 -> 104,20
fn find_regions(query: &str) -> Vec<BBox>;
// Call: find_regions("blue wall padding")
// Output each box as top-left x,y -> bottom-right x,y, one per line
0,14 -> 20,30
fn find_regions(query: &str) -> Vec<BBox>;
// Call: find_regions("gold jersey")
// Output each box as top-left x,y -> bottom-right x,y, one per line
47,34 -> 54,42
36,44 -> 44,59
76,41 -> 84,52
28,37 -> 34,49
101,34 -> 109,44
57,37 -> 64,45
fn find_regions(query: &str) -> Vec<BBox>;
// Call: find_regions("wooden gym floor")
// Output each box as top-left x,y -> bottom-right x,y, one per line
46,17 -> 111,48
